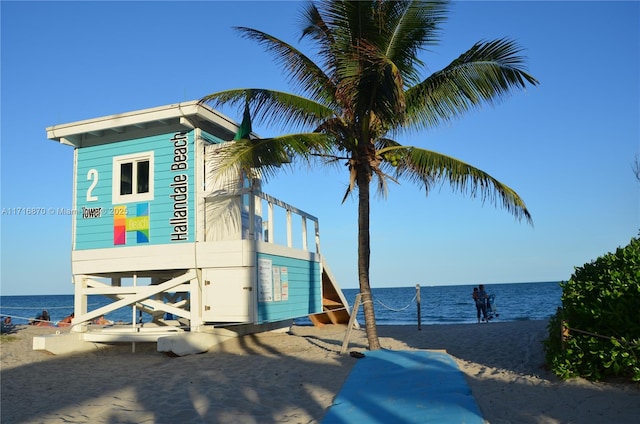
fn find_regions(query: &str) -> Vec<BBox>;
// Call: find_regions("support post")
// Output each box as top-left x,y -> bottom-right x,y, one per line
191,269 -> 203,331
132,274 -> 137,353
416,284 -> 421,331
72,275 -> 88,333
561,320 -> 569,350
340,294 -> 362,354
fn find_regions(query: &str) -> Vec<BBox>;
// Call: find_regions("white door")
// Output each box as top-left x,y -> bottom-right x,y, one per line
202,267 -> 254,323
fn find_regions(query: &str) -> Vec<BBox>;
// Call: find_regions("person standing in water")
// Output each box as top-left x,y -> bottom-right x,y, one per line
472,287 -> 487,323
478,285 -> 489,322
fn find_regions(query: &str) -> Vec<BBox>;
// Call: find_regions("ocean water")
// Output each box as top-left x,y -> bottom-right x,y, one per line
0,295 -> 134,326
0,281 -> 562,327
328,281 -> 563,326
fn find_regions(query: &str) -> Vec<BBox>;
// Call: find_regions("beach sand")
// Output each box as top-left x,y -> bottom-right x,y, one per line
1,320 -> 638,423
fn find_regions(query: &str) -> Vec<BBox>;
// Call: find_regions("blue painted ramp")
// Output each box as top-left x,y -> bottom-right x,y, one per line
322,350 -> 484,424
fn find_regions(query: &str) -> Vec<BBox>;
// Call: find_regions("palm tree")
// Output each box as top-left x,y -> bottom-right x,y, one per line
201,0 -> 538,350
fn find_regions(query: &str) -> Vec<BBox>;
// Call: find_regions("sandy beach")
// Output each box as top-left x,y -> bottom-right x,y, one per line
1,320 -> 638,424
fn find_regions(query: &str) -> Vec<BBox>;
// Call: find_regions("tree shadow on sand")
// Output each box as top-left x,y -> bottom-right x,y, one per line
0,327 -> 361,424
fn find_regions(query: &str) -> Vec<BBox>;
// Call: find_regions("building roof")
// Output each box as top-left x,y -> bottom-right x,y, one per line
46,100 -> 243,147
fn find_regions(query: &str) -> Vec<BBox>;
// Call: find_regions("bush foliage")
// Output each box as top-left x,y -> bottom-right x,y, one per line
544,236 -> 640,381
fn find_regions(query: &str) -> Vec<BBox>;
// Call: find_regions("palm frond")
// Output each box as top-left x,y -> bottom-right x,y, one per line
341,158 -> 357,204
315,1 -> 449,133
404,38 -> 539,131
372,162 -> 401,200
299,1 -> 338,82
234,26 -> 337,107
392,145 -> 532,223
379,0 -> 447,87
200,89 -> 336,132
210,132 -> 338,181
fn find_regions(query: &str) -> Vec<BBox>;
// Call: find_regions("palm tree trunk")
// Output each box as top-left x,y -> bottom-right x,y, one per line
357,164 -> 381,350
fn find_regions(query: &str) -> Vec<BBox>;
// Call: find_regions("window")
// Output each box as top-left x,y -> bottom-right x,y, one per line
113,152 -> 154,203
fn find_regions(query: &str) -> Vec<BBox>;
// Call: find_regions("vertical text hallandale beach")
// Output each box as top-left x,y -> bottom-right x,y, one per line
170,132 -> 188,242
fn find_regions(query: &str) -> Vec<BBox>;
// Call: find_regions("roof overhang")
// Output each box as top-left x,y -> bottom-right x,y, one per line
46,100 -> 244,148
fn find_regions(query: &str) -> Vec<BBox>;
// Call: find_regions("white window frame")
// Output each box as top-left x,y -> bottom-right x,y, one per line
112,151 -> 154,204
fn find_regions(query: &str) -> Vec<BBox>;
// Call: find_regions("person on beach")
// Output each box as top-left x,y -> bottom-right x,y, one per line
93,315 -> 112,325
473,286 -> 488,323
478,285 -> 489,322
1,316 -> 14,334
472,288 -> 482,323
485,293 -> 497,320
31,310 -> 53,326
58,312 -> 74,327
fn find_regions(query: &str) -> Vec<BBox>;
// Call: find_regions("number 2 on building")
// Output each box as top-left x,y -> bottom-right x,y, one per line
87,169 -> 98,201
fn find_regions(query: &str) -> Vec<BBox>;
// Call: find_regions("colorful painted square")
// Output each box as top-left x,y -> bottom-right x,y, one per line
114,207 -> 127,245
113,203 -> 150,245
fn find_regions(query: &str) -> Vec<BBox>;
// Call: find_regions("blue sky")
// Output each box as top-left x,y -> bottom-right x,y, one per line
1,1 -> 638,295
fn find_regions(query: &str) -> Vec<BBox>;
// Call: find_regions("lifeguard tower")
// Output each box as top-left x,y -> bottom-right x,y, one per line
39,100 -> 351,355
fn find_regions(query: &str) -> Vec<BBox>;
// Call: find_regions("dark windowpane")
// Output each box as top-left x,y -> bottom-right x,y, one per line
120,163 -> 133,195
137,160 -> 149,193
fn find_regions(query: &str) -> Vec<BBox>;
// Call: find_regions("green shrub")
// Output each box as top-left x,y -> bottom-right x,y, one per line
544,235 -> 640,381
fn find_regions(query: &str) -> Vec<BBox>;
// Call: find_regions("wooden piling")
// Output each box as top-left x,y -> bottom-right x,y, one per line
416,284 -> 421,331
561,320 -> 569,350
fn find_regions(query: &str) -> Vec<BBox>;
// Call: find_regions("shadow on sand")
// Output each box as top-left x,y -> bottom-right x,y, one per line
2,321 -> 639,424
1,326 -> 361,424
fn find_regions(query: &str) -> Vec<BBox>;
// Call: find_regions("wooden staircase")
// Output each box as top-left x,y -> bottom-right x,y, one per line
308,260 -> 354,327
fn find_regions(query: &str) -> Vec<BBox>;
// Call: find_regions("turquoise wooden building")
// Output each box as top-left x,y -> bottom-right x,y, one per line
43,101 -> 350,352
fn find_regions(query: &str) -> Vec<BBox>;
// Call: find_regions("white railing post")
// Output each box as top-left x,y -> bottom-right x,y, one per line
301,218 -> 308,251
268,201 -> 274,244
286,209 -> 293,248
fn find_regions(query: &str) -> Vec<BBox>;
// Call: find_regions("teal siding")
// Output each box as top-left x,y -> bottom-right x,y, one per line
75,131 -> 195,249
256,253 -> 322,323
